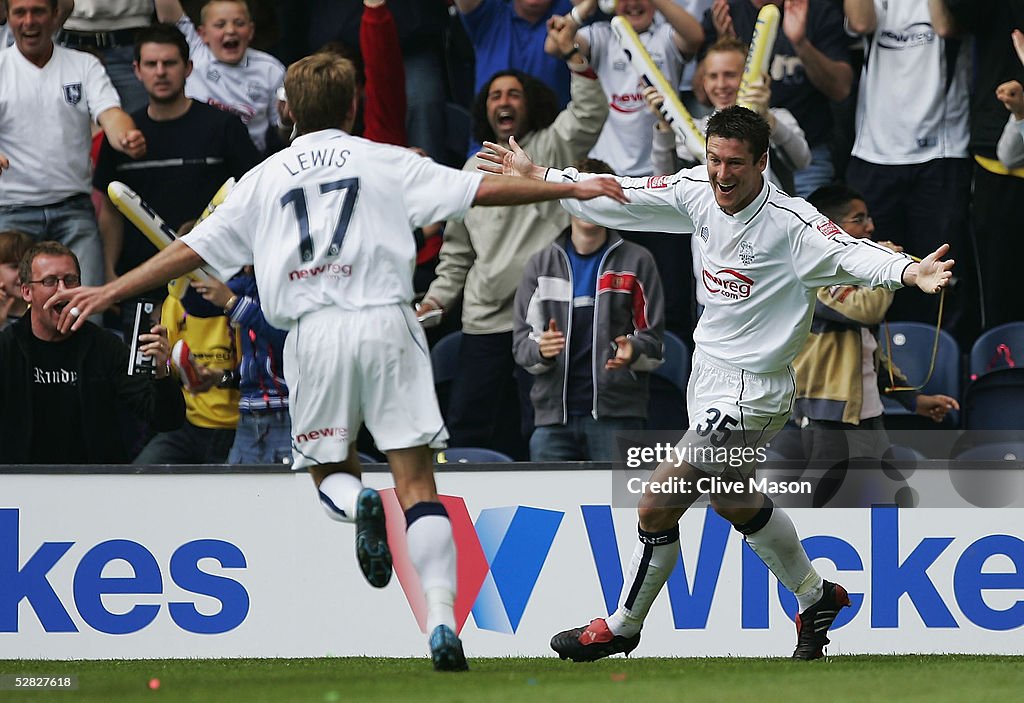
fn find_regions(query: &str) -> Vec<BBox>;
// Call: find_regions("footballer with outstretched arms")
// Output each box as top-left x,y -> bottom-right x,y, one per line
478,104 -> 954,662
46,52 -> 627,672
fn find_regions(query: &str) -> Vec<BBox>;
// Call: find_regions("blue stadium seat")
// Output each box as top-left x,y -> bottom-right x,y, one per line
430,330 -> 463,422
879,321 -> 961,427
646,331 -> 690,431
962,368 -> 1024,431
435,447 -> 514,463
968,322 -> 1024,381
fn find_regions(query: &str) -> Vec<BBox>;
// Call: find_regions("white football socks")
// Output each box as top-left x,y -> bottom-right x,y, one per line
606,526 -> 680,638
406,507 -> 457,633
742,506 -> 823,611
317,472 -> 363,523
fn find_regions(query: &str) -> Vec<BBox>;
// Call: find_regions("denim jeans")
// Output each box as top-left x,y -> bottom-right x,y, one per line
530,416 -> 645,462
0,194 -> 104,288
228,409 -> 293,465
133,421 -> 236,464
99,45 -> 148,115
792,144 -> 835,199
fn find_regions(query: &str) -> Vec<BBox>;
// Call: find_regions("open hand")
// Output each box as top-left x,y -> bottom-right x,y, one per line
783,0 -> 809,47
915,393 -> 959,423
912,243 -> 954,294
477,136 -> 540,178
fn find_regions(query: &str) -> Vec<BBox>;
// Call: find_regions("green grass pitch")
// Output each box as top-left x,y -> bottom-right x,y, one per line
2,655 -> 1021,703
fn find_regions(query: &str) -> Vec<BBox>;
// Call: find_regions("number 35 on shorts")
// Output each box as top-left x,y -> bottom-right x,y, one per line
693,407 -> 739,447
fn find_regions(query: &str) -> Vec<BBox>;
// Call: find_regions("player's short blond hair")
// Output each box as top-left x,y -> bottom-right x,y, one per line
285,53 -> 356,135
200,0 -> 251,25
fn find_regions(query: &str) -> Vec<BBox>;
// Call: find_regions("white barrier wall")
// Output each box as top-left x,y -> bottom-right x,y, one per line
1,469 -> 1022,659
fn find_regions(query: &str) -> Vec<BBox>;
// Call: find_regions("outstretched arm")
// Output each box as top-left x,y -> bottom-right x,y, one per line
473,173 -> 627,206
45,240 -> 205,333
477,137 -> 696,234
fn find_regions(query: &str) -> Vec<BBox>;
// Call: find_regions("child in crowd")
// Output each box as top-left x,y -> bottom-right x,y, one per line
155,0 -> 286,153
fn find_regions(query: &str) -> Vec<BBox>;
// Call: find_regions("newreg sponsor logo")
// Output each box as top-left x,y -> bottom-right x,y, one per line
702,268 -> 753,299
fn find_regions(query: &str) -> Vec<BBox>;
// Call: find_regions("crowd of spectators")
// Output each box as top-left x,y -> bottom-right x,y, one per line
1,0 -> 1022,464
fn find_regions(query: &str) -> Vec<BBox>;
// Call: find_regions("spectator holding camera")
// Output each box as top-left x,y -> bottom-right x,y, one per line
0,242 -> 184,464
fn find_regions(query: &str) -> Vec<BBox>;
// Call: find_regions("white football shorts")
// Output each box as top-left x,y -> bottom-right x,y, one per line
677,348 -> 795,477
285,304 -> 448,470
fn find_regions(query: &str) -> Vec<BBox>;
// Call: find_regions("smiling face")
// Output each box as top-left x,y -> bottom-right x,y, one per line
198,0 -> 254,66
616,0 -> 656,32
486,75 -> 529,144
703,48 -> 745,111
7,0 -> 57,66
706,136 -> 767,215
134,42 -> 192,104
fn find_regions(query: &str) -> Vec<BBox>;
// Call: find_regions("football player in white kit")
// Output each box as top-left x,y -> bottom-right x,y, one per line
479,105 -> 955,661
46,53 -> 627,672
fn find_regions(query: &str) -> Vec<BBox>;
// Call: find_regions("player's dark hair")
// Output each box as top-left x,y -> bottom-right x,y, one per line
807,184 -> 866,222
706,105 -> 770,161
285,53 -> 357,134
19,241 -> 81,285
471,69 -> 559,145
0,230 -> 32,267
574,157 -> 616,176
134,23 -> 191,64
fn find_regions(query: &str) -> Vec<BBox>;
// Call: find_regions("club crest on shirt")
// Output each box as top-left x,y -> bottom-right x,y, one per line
739,241 -> 755,265
699,225 -> 710,243
62,83 -> 82,105
247,82 -> 262,101
207,68 -> 221,83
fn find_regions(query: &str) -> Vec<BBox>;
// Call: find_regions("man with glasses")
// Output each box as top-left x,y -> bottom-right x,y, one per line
792,185 -> 959,466
0,241 -> 184,464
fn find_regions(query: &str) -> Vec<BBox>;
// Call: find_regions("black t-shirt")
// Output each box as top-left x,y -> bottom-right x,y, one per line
946,0 -> 1024,158
93,101 -> 261,276
29,333 -> 87,463
701,0 -> 850,148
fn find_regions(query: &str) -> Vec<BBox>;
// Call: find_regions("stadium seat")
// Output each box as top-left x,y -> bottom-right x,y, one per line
962,368 -> 1024,431
954,442 -> 1024,462
435,447 -> 514,463
645,331 -> 690,431
879,321 -> 961,427
968,322 -> 1024,381
430,330 -> 463,421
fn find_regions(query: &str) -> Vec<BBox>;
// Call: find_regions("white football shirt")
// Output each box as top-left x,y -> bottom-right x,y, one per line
176,16 -> 284,152
582,21 -> 685,176
0,45 -> 120,205
546,166 -> 912,373
183,129 -> 483,331
851,0 -> 970,164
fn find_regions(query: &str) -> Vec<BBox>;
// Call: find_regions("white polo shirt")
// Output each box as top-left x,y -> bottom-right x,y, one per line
177,16 -> 284,153
0,45 -> 120,205
183,129 -> 483,331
